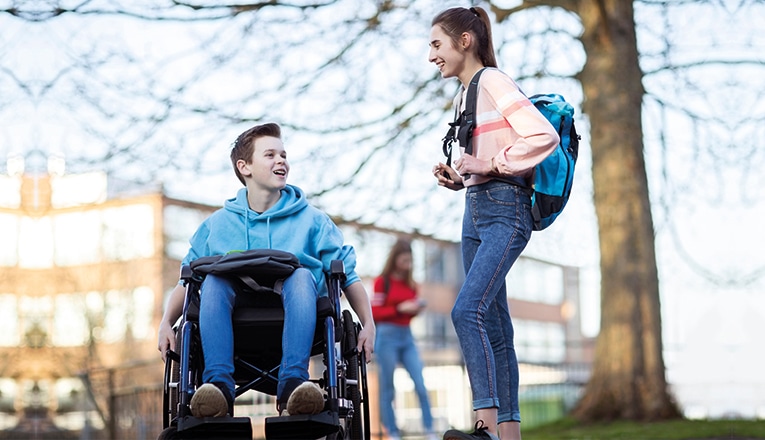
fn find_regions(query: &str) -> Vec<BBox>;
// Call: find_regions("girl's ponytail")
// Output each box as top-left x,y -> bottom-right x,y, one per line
432,6 -> 497,68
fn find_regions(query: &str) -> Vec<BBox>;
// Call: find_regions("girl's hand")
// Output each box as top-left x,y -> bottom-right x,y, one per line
432,162 -> 464,191
396,299 -> 424,315
454,154 -> 492,178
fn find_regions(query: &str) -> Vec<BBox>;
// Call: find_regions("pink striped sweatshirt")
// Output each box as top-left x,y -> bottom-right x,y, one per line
455,68 -> 560,187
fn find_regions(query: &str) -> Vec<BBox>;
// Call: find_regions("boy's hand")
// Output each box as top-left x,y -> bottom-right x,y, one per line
157,320 -> 176,362
432,162 -> 464,191
357,322 -> 375,363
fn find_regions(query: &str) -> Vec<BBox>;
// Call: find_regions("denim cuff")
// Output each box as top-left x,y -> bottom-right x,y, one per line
472,397 -> 500,411
498,410 -> 521,423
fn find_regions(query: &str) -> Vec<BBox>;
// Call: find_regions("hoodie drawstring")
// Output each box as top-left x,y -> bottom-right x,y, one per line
244,208 -> 250,249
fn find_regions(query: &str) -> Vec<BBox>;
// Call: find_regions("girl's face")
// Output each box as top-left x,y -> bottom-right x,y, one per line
428,24 -> 465,79
394,252 -> 413,272
238,136 -> 289,190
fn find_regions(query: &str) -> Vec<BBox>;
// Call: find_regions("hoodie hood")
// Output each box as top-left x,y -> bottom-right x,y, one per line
223,185 -> 308,249
224,185 -> 307,220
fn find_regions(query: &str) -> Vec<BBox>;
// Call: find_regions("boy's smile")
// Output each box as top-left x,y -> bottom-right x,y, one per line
243,136 -> 289,190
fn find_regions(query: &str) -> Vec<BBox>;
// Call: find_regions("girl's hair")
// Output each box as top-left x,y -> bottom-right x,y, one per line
431,6 -> 497,68
230,122 -> 281,185
380,238 -> 415,289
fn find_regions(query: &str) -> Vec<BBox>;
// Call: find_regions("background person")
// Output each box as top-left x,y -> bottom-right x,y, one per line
371,239 -> 437,440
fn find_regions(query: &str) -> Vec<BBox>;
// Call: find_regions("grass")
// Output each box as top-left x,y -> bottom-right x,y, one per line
523,417 -> 765,439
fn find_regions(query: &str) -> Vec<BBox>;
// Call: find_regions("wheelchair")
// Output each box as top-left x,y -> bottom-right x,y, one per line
159,250 -> 370,440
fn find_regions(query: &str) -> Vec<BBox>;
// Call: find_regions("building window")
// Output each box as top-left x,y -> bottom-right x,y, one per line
19,296 -> 53,347
163,205 -> 212,261
130,287 -> 154,340
0,214 -> 18,266
101,287 -> 155,343
18,217 -> 54,268
54,211 -> 101,266
101,204 -> 154,261
506,258 -> 565,305
0,175 -> 21,208
0,295 -> 19,346
52,294 -> 89,347
515,319 -> 566,363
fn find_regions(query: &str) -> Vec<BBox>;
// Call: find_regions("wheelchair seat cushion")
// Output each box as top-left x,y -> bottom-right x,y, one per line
191,249 -> 301,294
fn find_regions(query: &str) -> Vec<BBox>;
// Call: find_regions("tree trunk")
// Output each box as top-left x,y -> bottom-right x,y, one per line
571,0 -> 681,421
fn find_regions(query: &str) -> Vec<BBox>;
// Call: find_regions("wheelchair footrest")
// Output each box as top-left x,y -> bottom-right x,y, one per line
265,410 -> 339,440
175,415 -> 253,439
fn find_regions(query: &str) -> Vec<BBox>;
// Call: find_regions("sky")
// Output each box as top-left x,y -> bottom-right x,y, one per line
1,0 -> 764,419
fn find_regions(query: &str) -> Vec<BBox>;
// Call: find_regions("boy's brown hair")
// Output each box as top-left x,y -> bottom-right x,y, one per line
230,122 -> 281,185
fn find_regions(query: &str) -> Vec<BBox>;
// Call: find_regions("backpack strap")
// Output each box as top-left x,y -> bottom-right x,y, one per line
456,68 -> 486,181
441,106 -> 460,169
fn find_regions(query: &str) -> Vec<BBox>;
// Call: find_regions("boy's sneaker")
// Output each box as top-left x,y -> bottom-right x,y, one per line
283,381 -> 325,416
190,383 -> 229,418
443,421 -> 499,440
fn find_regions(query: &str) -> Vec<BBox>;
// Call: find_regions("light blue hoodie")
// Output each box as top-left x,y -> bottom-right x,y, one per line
182,185 -> 360,296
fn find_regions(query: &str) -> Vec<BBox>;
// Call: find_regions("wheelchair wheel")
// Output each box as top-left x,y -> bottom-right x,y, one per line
157,426 -> 179,440
341,309 -> 367,440
162,350 -> 181,428
163,321 -> 205,429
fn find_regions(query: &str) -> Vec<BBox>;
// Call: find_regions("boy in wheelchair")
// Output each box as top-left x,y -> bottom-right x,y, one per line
157,123 -> 375,424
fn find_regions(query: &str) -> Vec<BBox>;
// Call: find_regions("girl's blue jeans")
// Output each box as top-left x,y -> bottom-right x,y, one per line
453,180 -> 532,423
374,322 -> 434,436
198,267 -> 318,403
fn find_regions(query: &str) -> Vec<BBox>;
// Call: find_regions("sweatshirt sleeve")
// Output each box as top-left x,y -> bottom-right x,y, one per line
314,213 -> 361,288
481,71 -> 560,176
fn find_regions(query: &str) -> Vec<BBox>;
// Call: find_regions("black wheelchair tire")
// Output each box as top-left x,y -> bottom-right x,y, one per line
341,309 -> 364,440
162,348 -> 181,428
157,426 -> 179,440
170,356 -> 181,420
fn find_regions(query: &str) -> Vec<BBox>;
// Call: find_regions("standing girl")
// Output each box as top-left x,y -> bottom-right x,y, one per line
428,7 -> 559,440
372,239 -> 437,440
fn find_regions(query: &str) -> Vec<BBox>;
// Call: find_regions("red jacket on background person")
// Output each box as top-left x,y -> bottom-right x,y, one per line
371,276 -> 420,326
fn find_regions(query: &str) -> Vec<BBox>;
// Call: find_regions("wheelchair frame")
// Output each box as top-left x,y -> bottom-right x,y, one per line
160,258 -> 370,440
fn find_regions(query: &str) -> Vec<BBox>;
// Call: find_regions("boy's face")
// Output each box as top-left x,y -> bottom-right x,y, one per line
238,136 -> 289,190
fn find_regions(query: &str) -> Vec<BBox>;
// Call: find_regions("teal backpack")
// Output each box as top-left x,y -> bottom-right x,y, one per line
442,68 -> 580,230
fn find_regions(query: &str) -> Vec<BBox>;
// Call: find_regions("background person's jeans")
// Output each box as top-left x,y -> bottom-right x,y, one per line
375,323 -> 434,436
452,180 -> 532,423
199,267 -> 318,403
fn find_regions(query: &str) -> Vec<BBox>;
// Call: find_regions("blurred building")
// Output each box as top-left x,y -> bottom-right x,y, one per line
0,152 -> 215,436
0,153 -> 591,438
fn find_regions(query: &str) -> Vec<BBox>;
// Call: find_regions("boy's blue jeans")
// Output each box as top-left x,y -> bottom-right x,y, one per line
374,323 -> 434,436
453,180 -> 532,423
198,267 -> 318,403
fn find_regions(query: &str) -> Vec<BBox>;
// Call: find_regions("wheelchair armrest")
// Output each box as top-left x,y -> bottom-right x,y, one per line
330,260 -> 345,278
180,265 -> 193,280
179,264 -> 205,288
